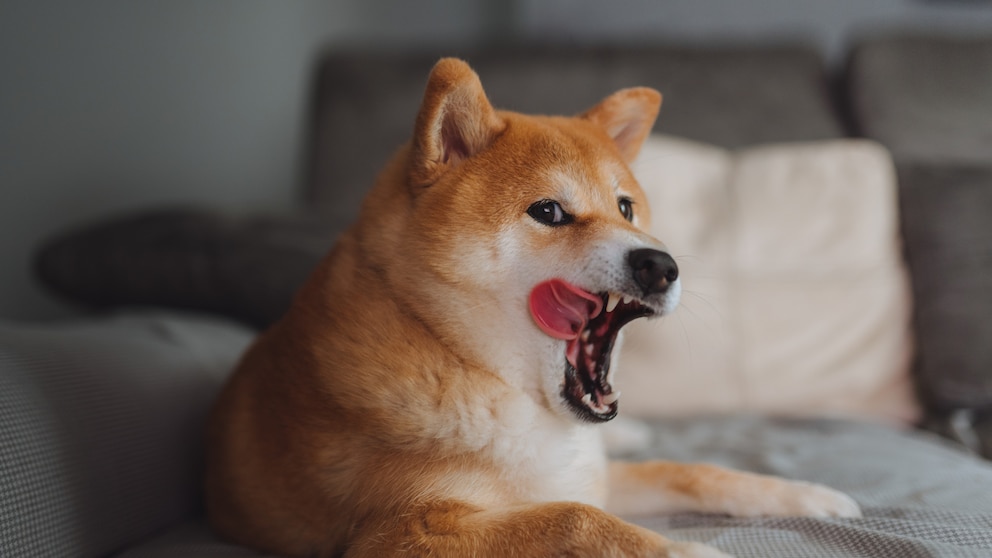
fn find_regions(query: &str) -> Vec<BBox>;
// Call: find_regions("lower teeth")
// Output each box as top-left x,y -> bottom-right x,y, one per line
580,390 -> 619,409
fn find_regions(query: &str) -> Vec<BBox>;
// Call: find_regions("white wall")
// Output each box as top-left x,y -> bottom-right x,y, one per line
2,0 -> 991,321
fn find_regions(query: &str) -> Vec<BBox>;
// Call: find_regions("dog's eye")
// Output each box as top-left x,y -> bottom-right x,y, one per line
618,198 -> 634,222
527,200 -> 571,226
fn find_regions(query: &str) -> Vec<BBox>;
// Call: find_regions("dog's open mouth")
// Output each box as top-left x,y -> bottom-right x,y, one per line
529,279 -> 654,422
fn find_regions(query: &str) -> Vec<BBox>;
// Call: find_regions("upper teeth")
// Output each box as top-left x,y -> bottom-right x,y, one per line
606,293 -> 621,312
622,295 -> 633,305
601,391 -> 620,405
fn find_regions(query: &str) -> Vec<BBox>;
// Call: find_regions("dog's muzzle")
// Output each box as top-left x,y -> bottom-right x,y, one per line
528,249 -> 680,423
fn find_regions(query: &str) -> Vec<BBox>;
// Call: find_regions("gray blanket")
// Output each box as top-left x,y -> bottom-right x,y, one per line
123,416 -> 992,557
623,416 -> 992,558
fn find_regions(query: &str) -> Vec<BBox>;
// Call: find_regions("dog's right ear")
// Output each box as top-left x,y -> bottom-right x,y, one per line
581,87 -> 662,163
409,58 -> 506,189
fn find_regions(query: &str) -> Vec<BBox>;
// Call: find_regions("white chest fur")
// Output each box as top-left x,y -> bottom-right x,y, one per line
434,390 -> 609,509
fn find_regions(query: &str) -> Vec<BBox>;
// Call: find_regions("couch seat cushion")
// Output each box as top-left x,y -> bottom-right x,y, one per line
621,416 -> 992,558
119,417 -> 992,558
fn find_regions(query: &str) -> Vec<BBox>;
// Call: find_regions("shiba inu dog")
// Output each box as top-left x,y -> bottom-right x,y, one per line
205,58 -> 860,558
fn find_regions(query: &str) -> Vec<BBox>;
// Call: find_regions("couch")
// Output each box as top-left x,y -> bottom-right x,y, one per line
4,35 -> 992,557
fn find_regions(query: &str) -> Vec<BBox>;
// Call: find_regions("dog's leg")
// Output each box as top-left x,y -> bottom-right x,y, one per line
606,460 -> 861,518
345,500 -> 732,558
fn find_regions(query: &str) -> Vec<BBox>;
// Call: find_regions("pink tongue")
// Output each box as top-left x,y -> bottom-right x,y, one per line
529,279 -> 603,340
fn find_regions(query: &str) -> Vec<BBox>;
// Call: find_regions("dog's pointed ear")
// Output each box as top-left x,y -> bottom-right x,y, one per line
581,87 -> 662,163
409,58 -> 506,188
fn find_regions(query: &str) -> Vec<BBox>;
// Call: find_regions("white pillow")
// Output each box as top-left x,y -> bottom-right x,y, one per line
619,135 -> 920,425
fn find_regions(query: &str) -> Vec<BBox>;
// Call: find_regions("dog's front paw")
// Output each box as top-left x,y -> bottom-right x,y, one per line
762,480 -> 862,519
667,541 -> 735,558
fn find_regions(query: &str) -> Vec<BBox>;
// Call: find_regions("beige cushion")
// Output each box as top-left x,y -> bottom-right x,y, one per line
619,135 -> 920,425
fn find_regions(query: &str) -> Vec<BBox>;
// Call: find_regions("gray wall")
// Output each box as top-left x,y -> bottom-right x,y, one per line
2,0 -> 992,321
0,0 -> 497,321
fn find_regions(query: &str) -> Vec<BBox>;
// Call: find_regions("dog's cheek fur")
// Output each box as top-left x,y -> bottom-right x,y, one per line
388,121 -> 662,411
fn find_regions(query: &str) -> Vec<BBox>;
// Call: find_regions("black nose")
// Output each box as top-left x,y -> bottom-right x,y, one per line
628,249 -> 679,295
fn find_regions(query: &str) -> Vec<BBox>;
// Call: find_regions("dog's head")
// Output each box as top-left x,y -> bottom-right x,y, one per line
360,58 -> 678,424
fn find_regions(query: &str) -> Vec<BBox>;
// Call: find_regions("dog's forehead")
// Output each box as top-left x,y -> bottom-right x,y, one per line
544,162 -> 627,211
499,116 -> 639,210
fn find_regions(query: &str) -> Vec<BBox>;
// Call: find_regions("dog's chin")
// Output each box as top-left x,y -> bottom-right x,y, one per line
559,291 -> 660,423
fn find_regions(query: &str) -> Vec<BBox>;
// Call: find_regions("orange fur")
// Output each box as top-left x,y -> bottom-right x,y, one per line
205,58 -> 858,558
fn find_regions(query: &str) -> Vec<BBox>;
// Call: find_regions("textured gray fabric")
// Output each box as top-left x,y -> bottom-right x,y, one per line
897,164 -> 992,412
848,34 -> 992,165
120,417 -> 992,557
116,521 -> 274,558
35,209 -> 347,329
0,313 -> 254,558
308,45 -> 843,219
977,412 -> 992,459
620,416 -> 992,558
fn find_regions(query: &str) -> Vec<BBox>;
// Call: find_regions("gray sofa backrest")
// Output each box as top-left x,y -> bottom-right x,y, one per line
307,44 -> 844,220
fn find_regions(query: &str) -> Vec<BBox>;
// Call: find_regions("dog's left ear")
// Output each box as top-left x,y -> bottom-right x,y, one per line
409,58 -> 506,188
581,87 -> 662,163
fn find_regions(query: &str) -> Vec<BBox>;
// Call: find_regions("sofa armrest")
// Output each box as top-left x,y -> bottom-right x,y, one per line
0,312 -> 253,557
